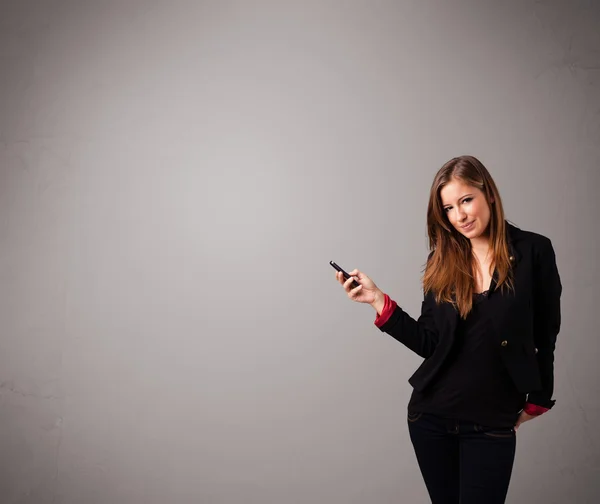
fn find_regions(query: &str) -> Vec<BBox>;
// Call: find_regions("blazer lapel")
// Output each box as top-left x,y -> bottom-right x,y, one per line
506,221 -> 522,266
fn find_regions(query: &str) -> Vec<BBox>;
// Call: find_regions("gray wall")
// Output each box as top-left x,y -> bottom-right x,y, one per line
0,1 -> 598,503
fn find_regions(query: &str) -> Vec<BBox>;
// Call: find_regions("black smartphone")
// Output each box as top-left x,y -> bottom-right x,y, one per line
330,261 -> 361,288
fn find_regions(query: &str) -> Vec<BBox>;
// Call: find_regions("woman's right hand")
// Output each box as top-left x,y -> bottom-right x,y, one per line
335,269 -> 383,307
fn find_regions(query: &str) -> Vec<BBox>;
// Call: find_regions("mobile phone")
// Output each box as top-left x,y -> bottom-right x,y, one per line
330,261 -> 361,288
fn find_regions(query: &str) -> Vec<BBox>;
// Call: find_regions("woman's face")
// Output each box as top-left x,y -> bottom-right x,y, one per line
440,178 -> 493,241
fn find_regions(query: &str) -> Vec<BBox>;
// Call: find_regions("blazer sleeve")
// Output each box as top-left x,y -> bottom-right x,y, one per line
527,236 -> 562,409
375,290 -> 440,358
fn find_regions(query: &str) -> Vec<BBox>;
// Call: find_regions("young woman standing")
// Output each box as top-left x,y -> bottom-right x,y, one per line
335,155 -> 561,504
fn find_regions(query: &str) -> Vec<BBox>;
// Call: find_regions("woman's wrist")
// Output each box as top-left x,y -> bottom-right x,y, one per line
371,290 -> 386,315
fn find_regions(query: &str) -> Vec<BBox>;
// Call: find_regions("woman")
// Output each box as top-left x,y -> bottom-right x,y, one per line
335,155 -> 561,504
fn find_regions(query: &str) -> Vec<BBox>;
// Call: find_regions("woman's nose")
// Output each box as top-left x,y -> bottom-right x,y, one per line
454,208 -> 467,222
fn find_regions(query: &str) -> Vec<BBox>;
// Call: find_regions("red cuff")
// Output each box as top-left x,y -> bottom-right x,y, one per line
523,403 -> 550,416
374,293 -> 398,328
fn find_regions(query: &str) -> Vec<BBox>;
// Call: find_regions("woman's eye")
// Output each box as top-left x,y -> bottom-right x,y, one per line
462,197 -> 472,203
444,207 -> 451,213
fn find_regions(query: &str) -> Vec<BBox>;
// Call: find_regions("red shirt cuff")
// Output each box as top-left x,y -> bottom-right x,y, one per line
374,293 -> 398,328
523,402 -> 550,416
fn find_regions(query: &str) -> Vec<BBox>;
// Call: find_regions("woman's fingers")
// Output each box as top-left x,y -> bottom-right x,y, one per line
349,284 -> 363,298
343,276 -> 359,290
334,270 -> 370,300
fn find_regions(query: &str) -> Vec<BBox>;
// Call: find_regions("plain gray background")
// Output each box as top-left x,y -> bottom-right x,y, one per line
0,1 -> 599,503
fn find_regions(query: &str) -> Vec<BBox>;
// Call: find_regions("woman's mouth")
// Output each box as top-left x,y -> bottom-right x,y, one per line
461,221 -> 475,231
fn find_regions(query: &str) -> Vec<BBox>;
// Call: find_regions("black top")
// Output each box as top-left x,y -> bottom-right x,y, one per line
408,289 -> 526,428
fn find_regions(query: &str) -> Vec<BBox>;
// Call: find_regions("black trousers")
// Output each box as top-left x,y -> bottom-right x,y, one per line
407,411 -> 516,504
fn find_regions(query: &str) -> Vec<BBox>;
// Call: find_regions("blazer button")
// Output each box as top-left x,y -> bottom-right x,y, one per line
534,347 -> 538,354
509,256 -> 515,262
501,340 -> 508,347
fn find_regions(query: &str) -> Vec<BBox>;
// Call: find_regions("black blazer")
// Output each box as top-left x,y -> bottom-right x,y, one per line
378,222 -> 562,409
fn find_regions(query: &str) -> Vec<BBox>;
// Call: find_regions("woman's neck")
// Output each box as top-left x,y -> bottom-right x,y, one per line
470,237 -> 491,261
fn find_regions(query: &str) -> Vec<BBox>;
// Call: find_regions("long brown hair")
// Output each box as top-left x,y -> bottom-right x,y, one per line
422,155 -> 513,318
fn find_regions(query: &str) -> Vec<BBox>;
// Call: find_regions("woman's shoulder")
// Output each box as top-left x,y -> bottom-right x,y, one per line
507,222 -> 556,256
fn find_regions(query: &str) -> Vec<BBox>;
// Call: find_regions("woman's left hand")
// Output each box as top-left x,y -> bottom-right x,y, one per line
514,411 -> 536,431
